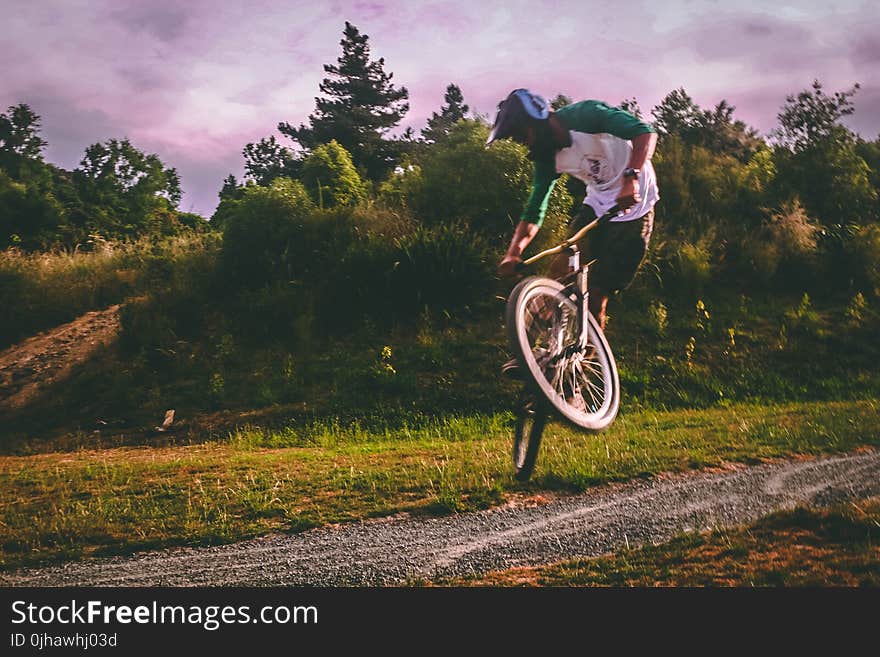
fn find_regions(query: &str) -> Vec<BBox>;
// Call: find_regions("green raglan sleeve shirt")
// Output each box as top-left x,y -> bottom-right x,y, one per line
520,100 -> 656,226
521,158 -> 560,227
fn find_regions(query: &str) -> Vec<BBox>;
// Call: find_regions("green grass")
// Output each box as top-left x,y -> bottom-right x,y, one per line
1,398 -> 877,570
445,497 -> 880,587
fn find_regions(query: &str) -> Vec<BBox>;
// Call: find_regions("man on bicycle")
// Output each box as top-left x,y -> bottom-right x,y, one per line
489,89 -> 659,339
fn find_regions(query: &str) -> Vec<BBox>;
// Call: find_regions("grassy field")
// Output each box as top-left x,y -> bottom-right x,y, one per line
1,398 -> 877,570
2,237 -> 879,584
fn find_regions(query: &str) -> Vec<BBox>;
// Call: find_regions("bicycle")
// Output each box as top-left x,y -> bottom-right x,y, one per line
506,206 -> 622,481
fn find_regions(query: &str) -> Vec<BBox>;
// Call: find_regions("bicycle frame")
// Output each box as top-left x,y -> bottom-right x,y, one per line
520,205 -> 618,362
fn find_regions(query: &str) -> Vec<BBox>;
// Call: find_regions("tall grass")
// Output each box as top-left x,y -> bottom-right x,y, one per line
0,233 -> 220,349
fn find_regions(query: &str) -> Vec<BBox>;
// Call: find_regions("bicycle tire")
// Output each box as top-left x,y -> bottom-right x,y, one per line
506,276 -> 619,431
512,391 -> 546,482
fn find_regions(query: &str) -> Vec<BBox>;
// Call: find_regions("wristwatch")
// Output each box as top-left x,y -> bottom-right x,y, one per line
623,167 -> 640,179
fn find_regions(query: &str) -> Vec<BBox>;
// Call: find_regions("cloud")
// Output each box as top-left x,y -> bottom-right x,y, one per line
850,34 -> 880,66
109,2 -> 193,43
2,0 -> 878,219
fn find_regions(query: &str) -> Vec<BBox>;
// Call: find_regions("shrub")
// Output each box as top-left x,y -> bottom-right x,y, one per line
405,120 -> 572,241
744,199 -> 820,286
220,178 -> 316,288
378,163 -> 423,210
389,223 -> 493,319
670,239 -> 713,294
300,140 -> 367,209
841,223 -> 880,296
844,292 -> 867,328
648,300 -> 668,336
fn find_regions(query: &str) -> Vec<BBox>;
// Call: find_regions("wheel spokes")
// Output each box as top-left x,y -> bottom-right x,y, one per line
519,286 -> 613,423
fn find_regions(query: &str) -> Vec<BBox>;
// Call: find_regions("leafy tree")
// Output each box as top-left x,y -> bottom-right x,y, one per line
0,106 -> 79,248
770,81 -> 876,226
300,140 -> 367,208
0,169 -> 65,249
421,84 -> 469,143
772,135 -> 876,227
74,138 -> 181,237
774,79 -> 860,152
549,94 -> 572,110
652,90 -> 761,161
278,21 -> 409,182
696,99 -> 763,162
242,136 -> 299,186
855,136 -> 880,214
618,97 -> 643,119
652,88 -> 702,138
219,174 -> 244,201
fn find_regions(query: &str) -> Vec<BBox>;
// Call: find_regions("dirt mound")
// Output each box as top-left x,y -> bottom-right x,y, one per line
0,305 -> 121,412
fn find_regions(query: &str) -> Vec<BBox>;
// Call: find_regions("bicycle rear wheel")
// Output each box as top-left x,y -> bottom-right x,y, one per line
506,276 -> 619,431
513,390 -> 546,482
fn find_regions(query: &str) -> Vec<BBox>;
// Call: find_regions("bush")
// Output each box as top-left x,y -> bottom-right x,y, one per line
389,223 -> 493,318
841,223 -> 880,296
405,120 -> 572,241
300,140 -> 367,209
378,163 -> 423,210
665,239 -> 713,295
0,169 -> 66,250
220,178 -> 316,288
744,199 -> 820,286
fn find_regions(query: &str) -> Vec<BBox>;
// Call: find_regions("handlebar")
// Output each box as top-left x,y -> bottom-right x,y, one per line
520,205 -> 621,267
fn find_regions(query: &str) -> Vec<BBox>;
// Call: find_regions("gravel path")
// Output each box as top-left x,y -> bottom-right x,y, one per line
3,448 -> 878,587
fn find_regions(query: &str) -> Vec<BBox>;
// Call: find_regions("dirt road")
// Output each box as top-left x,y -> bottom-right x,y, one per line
3,448 -> 877,587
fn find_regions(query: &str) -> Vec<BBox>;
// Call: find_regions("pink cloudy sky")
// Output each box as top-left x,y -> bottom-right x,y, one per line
3,0 -> 879,217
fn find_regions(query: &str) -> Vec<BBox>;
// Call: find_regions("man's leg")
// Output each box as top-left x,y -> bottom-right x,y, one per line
588,210 -> 654,332
588,285 -> 610,331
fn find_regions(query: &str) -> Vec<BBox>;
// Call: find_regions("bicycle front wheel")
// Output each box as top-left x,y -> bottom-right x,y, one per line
506,276 -> 619,431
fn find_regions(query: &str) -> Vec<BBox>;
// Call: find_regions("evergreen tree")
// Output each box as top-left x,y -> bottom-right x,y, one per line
421,84 -> 469,143
278,21 -> 409,181
219,174 -> 243,201
0,104 -> 48,162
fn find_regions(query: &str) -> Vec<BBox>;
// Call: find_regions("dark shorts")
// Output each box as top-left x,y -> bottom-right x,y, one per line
569,205 -> 654,293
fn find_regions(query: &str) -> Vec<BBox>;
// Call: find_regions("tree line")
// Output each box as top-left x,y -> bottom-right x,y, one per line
2,20 -> 878,303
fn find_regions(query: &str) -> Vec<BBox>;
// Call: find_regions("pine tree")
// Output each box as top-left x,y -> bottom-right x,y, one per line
279,22 -> 409,181
421,84 -> 469,143
0,104 -> 48,162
